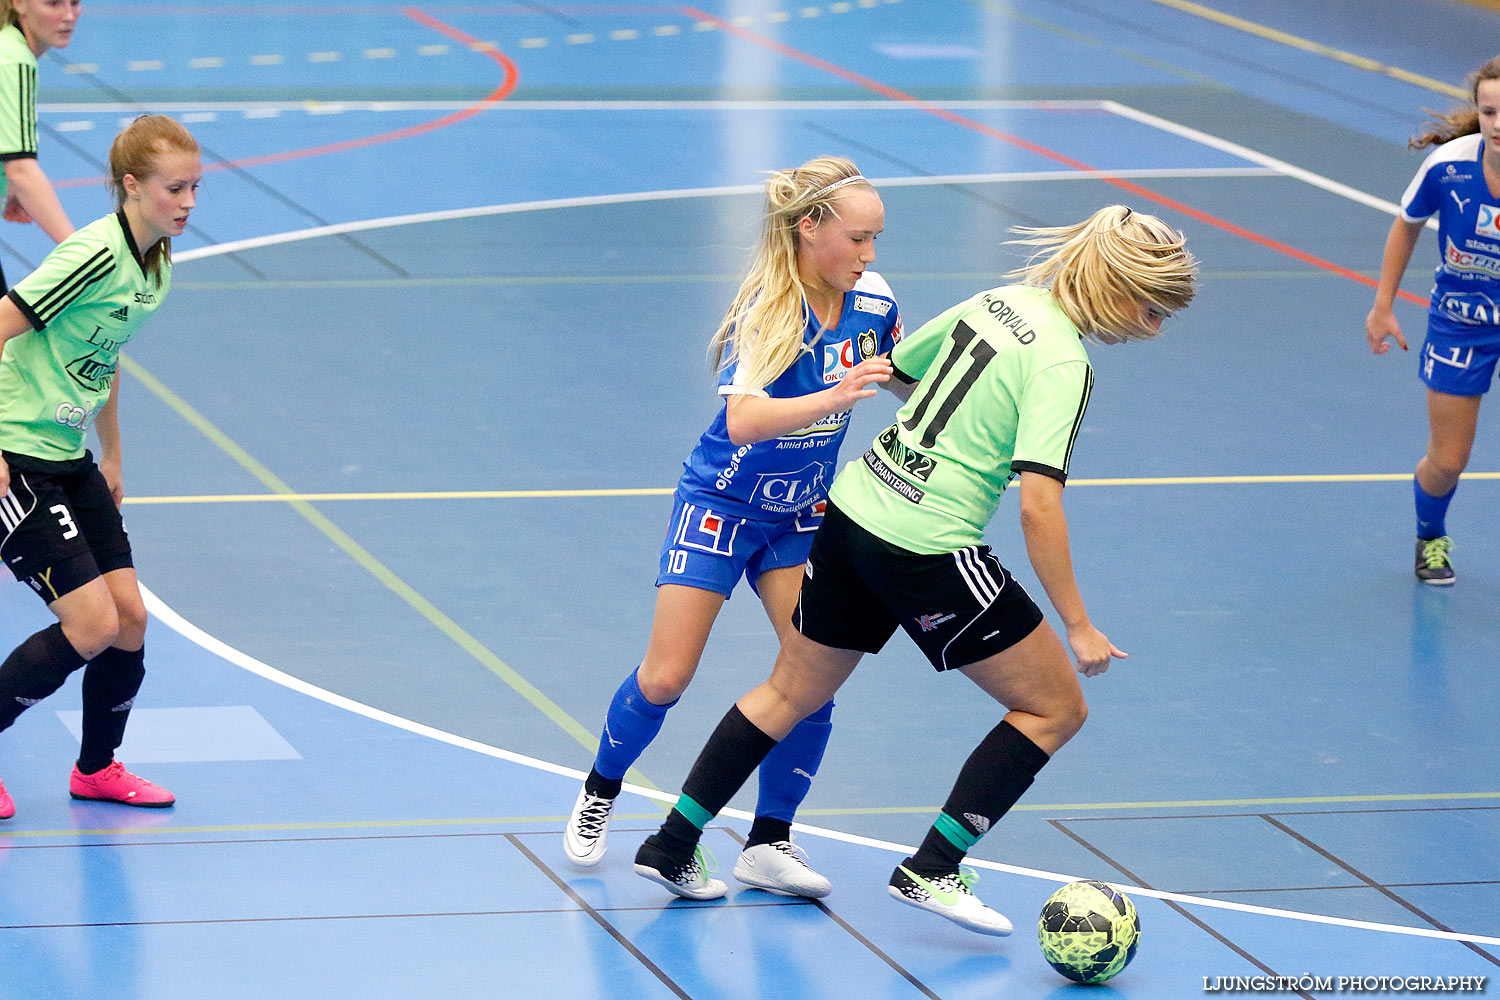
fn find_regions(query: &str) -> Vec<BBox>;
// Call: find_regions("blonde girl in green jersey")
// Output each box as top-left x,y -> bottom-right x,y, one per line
0,0 -> 83,287
0,115 -> 199,820
633,206 -> 1196,935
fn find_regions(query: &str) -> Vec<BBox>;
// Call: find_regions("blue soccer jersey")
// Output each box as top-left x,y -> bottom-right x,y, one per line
677,271 -> 902,520
1401,133 -> 1500,343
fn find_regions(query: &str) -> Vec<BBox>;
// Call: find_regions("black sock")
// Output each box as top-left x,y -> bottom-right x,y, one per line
747,816 -> 792,848
645,705 -> 778,864
584,767 -> 623,800
907,720 -> 1051,874
78,646 -> 146,774
0,623 -> 87,733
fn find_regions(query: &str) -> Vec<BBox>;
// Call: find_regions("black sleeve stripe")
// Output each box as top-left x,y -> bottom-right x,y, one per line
891,358 -> 917,384
1011,460 -> 1068,483
6,288 -> 41,330
1059,365 -> 1094,476
29,248 -> 115,322
21,64 -> 34,153
0,150 -> 36,162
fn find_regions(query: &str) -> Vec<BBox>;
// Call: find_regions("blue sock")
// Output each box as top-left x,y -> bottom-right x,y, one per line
753,700 -> 834,837
592,667 -> 676,783
1415,477 -> 1457,540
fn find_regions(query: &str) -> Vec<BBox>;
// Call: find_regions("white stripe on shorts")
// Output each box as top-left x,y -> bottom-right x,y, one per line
953,546 -> 1002,605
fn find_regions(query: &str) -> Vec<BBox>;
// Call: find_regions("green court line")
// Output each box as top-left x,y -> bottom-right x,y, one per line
118,471 -> 1500,507
118,354 -> 655,790
14,788 -> 1500,840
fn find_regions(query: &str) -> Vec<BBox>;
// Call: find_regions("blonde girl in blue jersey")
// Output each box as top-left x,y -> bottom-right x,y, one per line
1367,54 -> 1500,584
633,206 -> 1196,933
564,156 -> 903,896
0,0 -> 83,288
0,115 -> 200,820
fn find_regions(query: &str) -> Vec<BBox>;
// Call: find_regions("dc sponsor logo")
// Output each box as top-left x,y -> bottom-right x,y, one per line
858,329 -> 877,359
823,338 -> 856,383
698,510 -> 724,541
853,294 -> 892,317
1478,204 -> 1500,239
916,611 -> 956,632
810,499 -> 827,517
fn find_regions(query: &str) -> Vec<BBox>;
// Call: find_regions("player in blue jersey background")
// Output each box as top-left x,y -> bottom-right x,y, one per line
564,156 -> 902,897
1367,55 -> 1500,585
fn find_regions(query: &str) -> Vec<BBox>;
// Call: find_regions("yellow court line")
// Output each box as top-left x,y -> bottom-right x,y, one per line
117,355 -> 656,791
119,472 -> 1500,505
1139,0 -> 1468,98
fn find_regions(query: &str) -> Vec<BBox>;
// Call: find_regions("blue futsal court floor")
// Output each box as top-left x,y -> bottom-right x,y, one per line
3,1 -> 1500,997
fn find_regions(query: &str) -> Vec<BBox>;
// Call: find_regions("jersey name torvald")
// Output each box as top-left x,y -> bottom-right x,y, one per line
677,271 -> 902,520
830,284 -> 1093,554
0,22 -> 38,200
1401,134 -> 1500,342
0,212 -> 171,460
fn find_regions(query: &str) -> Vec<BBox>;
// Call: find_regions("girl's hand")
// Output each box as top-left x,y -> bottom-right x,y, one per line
3,193 -> 31,224
828,357 -> 893,411
1365,306 -> 1408,354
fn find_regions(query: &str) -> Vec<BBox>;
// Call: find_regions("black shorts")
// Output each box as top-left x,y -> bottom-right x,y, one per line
0,451 -> 133,604
792,500 -> 1044,672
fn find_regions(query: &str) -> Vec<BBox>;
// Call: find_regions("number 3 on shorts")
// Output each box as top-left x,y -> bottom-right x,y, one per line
49,504 -> 79,540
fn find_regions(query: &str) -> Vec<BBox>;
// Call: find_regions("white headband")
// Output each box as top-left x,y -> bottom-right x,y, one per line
808,174 -> 869,201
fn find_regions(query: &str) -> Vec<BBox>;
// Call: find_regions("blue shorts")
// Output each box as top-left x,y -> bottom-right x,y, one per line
1419,331 -> 1500,396
656,494 -> 826,597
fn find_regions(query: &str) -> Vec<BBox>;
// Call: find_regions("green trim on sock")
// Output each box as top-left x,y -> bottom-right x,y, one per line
934,810 -> 980,852
675,794 -> 714,831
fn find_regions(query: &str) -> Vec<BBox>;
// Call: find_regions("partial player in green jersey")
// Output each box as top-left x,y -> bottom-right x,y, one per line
0,0 -> 83,289
0,115 -> 199,821
634,206 -> 1196,936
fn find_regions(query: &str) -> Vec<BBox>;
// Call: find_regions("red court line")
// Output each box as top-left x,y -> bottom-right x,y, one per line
681,7 -> 1428,309
57,7 -> 519,188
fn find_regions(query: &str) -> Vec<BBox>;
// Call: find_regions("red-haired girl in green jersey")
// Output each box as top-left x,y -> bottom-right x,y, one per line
0,115 -> 200,820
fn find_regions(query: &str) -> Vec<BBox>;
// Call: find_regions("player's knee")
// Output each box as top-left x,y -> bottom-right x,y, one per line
62,607 -> 120,661
113,598 -> 147,650
1050,694 -> 1088,748
635,663 -> 691,706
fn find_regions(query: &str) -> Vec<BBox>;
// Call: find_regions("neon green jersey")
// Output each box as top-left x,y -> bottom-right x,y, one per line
0,23 -> 38,201
0,212 -> 171,460
829,284 -> 1093,554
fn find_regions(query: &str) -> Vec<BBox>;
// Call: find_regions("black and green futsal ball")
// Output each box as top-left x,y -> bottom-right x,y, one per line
1037,880 -> 1140,984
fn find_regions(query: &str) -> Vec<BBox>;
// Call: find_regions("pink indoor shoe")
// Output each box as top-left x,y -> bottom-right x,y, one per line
69,761 -> 175,808
0,773 -> 13,819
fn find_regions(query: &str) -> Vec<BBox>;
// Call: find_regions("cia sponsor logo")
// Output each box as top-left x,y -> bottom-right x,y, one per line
853,294 -> 891,316
1477,204 -> 1500,239
823,337 -> 856,383
1438,291 -> 1500,326
751,462 -> 827,510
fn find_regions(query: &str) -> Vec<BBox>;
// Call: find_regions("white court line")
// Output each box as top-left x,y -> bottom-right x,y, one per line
173,167 -> 1279,263
138,582 -> 1500,947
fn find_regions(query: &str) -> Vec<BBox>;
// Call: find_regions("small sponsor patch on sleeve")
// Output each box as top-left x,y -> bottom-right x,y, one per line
853,294 -> 892,317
